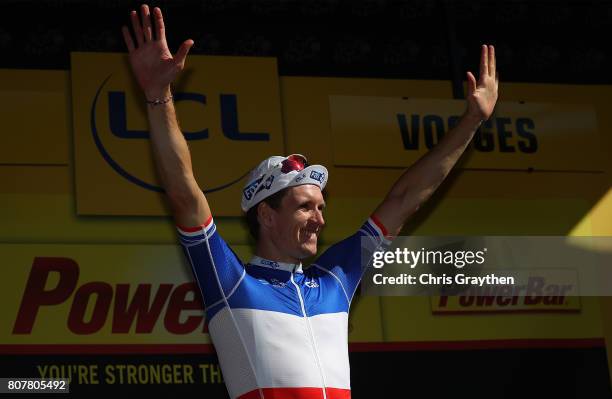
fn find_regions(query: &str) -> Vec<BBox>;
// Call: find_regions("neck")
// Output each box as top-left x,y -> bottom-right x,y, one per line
255,236 -> 300,264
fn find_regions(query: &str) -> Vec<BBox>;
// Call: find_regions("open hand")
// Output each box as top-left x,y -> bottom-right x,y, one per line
466,45 -> 499,121
122,5 -> 193,99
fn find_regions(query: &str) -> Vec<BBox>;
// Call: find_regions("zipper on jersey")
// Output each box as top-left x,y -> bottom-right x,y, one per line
290,273 -> 328,399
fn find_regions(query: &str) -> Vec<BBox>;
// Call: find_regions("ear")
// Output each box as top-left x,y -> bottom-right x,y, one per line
257,202 -> 276,229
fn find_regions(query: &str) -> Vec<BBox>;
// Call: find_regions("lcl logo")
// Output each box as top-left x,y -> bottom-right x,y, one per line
90,75 -> 270,192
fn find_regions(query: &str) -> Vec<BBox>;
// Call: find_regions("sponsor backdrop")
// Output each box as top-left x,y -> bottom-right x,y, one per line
1,61 -> 611,397
329,96 -> 602,171
71,53 -> 285,216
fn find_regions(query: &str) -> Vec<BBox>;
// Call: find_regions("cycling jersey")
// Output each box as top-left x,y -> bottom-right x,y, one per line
177,215 -> 390,399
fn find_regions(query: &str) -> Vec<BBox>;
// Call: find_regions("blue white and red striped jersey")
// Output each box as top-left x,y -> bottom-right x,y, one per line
177,216 -> 389,399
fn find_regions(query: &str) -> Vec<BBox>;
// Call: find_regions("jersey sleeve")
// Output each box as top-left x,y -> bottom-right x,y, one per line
311,215 -> 392,305
176,216 -> 245,310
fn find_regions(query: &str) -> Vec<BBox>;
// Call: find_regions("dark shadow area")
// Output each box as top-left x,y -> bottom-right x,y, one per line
0,0 -> 610,84
2,348 -> 610,398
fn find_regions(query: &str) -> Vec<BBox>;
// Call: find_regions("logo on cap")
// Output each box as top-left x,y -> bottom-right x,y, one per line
254,174 -> 275,197
310,170 -> 325,183
243,176 -> 264,200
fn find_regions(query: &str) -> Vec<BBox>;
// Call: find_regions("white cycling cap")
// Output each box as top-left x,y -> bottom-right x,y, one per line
241,154 -> 328,212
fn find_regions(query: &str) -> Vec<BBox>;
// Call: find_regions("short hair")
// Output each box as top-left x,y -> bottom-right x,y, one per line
245,188 -> 289,241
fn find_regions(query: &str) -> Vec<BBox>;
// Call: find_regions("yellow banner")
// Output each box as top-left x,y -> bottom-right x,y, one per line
2,244 -> 212,345
0,244 -> 383,348
0,69 -> 70,165
329,96 -> 603,171
379,296 -> 601,343
71,53 -> 285,216
430,293 -> 582,314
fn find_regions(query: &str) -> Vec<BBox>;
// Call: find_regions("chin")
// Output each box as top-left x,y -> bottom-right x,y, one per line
304,243 -> 318,257
296,243 -> 317,259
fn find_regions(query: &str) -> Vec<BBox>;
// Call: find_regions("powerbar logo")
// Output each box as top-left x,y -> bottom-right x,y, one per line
431,276 -> 581,314
12,257 -> 208,335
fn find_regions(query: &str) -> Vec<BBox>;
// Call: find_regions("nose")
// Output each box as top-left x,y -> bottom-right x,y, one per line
314,209 -> 325,227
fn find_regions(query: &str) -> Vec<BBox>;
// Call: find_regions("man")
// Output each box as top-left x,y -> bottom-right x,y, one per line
122,5 -> 498,399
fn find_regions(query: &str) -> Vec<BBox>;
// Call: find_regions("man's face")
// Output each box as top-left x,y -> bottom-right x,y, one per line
267,185 -> 326,260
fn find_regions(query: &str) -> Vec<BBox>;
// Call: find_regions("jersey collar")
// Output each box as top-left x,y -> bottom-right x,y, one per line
248,256 -> 303,274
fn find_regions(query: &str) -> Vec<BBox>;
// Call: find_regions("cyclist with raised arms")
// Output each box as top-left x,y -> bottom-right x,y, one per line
122,4 -> 499,399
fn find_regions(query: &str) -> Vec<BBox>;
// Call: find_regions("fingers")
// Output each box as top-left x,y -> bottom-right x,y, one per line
122,26 -> 135,52
466,71 -> 477,96
130,10 -> 144,46
175,39 -> 194,68
479,44 -> 488,81
127,5 -> 166,46
141,4 -> 153,42
495,71 -> 499,90
488,45 -> 495,77
154,7 -> 166,41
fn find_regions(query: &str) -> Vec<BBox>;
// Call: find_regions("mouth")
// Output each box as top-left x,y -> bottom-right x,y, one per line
300,226 -> 320,242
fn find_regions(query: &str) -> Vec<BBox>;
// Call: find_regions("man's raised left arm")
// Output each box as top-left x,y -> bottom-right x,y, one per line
373,44 -> 499,236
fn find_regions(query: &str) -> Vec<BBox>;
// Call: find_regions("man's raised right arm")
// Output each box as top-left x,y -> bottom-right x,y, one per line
122,4 -> 210,228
